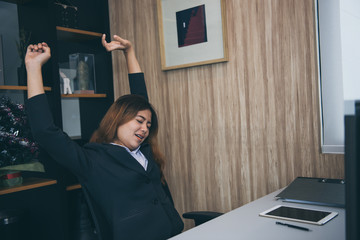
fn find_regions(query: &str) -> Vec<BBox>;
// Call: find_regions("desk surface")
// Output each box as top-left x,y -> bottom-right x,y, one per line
171,189 -> 345,240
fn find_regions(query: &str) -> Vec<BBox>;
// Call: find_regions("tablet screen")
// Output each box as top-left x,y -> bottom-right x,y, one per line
259,205 -> 338,225
266,206 -> 330,222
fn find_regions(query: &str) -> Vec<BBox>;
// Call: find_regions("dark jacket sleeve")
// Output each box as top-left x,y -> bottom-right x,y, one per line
26,94 -> 91,180
128,73 -> 148,100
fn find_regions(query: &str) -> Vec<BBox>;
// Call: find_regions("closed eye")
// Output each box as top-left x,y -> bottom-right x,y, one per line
136,117 -> 151,129
135,115 -> 151,129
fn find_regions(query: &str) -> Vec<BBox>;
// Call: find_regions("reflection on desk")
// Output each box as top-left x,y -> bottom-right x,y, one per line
171,189 -> 345,240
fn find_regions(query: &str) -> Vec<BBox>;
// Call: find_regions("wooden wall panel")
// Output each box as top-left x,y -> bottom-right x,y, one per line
107,0 -> 344,230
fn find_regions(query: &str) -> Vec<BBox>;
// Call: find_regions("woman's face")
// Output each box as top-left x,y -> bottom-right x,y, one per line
114,109 -> 152,151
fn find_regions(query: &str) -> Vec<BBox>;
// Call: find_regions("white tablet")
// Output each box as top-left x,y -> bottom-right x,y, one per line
259,205 -> 338,225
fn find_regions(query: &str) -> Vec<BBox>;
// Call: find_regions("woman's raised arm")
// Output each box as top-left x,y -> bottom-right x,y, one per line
25,42 -> 51,99
102,34 -> 141,74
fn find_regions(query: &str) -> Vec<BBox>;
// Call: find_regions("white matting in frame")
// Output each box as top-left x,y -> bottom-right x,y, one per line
157,0 -> 228,70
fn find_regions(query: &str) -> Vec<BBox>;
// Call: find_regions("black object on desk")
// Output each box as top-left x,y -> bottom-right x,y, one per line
276,177 -> 345,208
276,221 -> 310,231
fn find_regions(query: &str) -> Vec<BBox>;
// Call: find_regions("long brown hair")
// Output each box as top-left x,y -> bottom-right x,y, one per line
90,94 -> 166,179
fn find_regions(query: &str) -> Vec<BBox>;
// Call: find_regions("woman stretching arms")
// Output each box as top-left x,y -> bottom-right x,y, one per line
25,36 -> 183,240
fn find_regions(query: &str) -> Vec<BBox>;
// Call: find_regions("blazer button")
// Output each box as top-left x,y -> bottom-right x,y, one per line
146,178 -> 151,184
153,199 -> 159,205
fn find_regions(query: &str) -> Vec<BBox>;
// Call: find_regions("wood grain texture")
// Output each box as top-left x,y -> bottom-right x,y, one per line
0,178 -> 57,195
107,0 -> 344,230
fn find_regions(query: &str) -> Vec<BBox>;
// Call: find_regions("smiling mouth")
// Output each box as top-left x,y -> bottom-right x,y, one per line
135,134 -> 144,141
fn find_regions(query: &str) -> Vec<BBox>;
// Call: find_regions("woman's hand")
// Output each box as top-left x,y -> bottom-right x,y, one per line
25,42 -> 51,70
102,34 -> 141,73
102,34 -> 133,53
25,43 -> 51,99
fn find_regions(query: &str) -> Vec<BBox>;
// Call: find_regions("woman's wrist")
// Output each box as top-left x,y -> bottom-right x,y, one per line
25,62 -> 43,72
123,46 -> 135,55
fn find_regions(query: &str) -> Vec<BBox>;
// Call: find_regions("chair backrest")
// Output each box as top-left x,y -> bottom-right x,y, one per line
81,188 -> 111,240
73,191 -> 98,240
182,211 -> 223,226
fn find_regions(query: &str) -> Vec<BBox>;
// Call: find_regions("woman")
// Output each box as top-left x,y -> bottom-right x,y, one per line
25,35 -> 184,240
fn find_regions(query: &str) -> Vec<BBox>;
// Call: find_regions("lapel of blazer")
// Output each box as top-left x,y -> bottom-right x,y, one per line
140,143 -> 155,173
105,144 -> 148,177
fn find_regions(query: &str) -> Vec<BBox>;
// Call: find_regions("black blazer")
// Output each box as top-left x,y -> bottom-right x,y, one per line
26,73 -> 184,240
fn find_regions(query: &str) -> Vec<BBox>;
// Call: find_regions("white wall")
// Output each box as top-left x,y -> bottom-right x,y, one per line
317,0 -> 360,153
340,0 -> 360,102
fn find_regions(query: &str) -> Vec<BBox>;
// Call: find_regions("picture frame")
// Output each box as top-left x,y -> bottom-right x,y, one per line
157,0 -> 228,71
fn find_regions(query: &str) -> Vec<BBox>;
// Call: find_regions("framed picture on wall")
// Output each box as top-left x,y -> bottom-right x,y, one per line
157,0 -> 228,71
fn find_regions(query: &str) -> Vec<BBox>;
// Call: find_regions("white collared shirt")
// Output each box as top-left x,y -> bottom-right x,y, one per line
110,143 -> 148,170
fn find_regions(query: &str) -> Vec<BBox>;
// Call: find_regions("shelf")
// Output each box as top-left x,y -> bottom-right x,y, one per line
66,183 -> 82,191
0,178 -> 57,195
61,93 -> 107,98
0,85 -> 52,91
56,26 -> 103,41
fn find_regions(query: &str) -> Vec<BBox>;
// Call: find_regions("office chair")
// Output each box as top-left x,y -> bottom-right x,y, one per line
78,182 -> 222,239
161,182 -> 223,226
78,188 -> 109,240
182,211 -> 224,226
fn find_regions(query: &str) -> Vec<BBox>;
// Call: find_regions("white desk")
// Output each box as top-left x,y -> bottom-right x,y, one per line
171,189 -> 345,240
